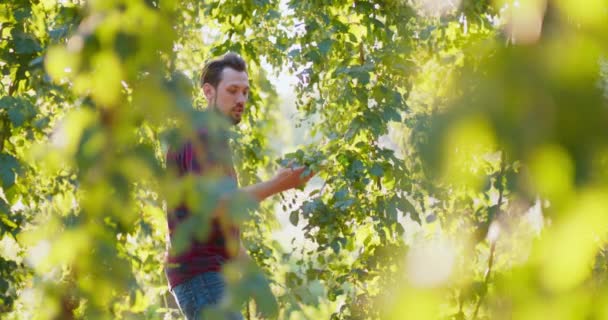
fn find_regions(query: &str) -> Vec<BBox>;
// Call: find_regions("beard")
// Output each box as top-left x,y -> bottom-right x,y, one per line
210,105 -> 242,125
230,105 -> 243,125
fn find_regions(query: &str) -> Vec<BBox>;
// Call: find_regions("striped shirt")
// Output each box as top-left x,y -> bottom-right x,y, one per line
165,126 -> 239,289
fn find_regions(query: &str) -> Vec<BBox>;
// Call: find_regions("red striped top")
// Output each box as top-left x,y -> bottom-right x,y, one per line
165,127 -> 239,288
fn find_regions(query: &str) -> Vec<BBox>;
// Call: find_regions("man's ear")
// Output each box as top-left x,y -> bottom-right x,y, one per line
202,83 -> 215,102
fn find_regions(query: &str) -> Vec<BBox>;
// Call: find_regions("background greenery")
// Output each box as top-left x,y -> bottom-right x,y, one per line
1,0 -> 607,319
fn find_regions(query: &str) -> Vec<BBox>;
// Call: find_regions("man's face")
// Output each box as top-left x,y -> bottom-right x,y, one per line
204,67 -> 249,125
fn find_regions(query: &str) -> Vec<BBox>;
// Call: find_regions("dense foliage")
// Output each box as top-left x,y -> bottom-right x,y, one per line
1,0 -> 607,319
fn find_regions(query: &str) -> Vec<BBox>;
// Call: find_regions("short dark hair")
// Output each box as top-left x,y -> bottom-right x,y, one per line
200,52 -> 247,88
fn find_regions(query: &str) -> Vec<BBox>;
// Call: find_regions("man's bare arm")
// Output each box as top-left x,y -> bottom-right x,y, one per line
213,166 -> 313,219
212,166 -> 313,257
242,166 -> 312,201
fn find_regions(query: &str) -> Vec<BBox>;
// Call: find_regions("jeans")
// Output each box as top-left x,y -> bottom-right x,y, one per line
171,272 -> 244,320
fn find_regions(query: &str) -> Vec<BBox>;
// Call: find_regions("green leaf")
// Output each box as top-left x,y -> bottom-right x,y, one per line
1,214 -> 17,230
265,9 -> 281,19
369,17 -> 385,29
369,163 -> 384,177
0,198 -> 9,215
345,121 -> 360,140
0,278 -> 8,292
382,106 -> 401,122
14,34 -> 42,54
395,223 -> 405,235
334,187 -> 347,200
352,159 -> 364,173
49,27 -> 69,42
409,211 -> 421,224
328,286 -> 343,301
419,25 -> 436,40
472,280 -> 487,297
300,168 -> 312,179
13,7 -> 31,21
330,239 -> 340,254
318,38 -> 333,56
399,196 -> 415,213
289,211 -> 299,226
249,273 -> 279,319
28,51 -> 44,66
0,153 -> 19,189
8,102 -> 35,127
0,97 -> 11,109
285,271 -> 302,287
288,49 -> 300,58
305,19 -> 319,33
305,49 -> 321,64
354,70 -> 370,85
0,96 -> 36,127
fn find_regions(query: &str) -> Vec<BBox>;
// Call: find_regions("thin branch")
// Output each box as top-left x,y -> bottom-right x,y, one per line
0,115 -> 9,153
472,151 -> 506,320
472,241 -> 496,320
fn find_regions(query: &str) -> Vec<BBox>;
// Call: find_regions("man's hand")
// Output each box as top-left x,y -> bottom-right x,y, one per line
271,165 -> 314,193
239,164 -> 314,204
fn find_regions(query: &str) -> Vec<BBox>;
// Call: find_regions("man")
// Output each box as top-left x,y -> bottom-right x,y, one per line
165,52 -> 313,319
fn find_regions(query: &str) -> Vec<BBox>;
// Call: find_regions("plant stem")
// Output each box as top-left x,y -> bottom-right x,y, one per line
472,152 -> 506,319
472,241 -> 496,320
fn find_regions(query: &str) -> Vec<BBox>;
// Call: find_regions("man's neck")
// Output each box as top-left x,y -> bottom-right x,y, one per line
208,105 -> 236,126
207,105 -> 236,127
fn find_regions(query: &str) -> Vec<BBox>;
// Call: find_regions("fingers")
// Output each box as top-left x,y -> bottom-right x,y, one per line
286,165 -> 306,174
302,169 -> 315,180
299,168 -> 316,185
306,171 -> 315,180
280,164 -> 315,184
